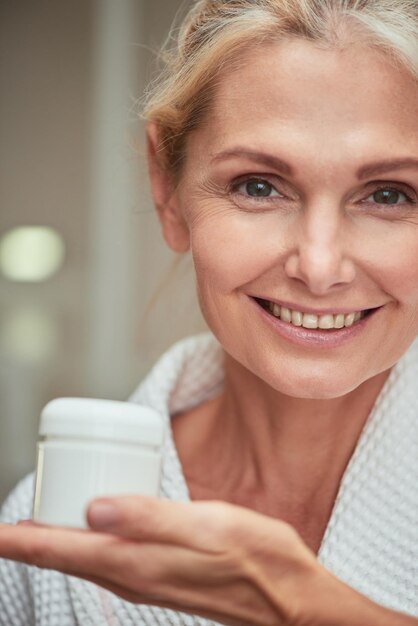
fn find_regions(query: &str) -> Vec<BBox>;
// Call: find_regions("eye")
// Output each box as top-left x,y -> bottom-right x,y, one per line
236,179 -> 280,198
366,188 -> 409,205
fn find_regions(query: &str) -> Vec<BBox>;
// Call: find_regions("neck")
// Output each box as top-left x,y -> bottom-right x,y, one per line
172,351 -> 391,549
215,354 -> 390,499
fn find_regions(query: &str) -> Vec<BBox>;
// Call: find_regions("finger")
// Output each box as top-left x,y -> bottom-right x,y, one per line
86,496 -> 236,551
0,522 -> 241,620
0,522 -> 222,589
0,523 -> 121,574
0,524 -> 200,609
86,495 -> 303,562
0,521 -> 211,581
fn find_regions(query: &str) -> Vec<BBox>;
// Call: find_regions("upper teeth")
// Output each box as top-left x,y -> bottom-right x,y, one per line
268,303 -> 364,329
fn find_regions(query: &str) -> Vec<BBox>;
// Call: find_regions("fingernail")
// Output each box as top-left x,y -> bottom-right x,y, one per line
88,500 -> 120,529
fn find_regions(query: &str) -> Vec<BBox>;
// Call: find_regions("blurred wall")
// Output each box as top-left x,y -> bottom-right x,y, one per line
0,0 -> 204,502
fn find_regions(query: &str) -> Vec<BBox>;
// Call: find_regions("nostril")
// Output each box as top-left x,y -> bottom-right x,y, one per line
284,250 -> 356,293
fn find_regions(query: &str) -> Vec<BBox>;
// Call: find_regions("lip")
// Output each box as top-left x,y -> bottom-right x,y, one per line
249,296 -> 382,349
250,296 -> 378,316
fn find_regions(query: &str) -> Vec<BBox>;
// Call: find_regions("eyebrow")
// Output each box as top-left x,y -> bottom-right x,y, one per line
210,149 -> 418,180
210,149 -> 294,176
356,158 -> 418,179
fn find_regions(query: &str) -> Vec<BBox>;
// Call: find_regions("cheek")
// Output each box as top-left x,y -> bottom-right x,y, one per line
359,224 -> 418,346
371,229 -> 418,307
189,209 -> 289,294
390,257 -> 418,337
394,258 -> 418,309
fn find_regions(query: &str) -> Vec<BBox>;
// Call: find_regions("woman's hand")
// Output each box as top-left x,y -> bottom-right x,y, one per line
0,496 -> 414,626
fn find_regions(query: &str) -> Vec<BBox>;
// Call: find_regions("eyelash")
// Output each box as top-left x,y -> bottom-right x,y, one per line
362,185 -> 415,206
229,177 -> 284,202
229,177 -> 416,207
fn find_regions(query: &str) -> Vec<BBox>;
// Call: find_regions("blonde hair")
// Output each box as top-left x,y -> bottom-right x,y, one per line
143,0 -> 418,173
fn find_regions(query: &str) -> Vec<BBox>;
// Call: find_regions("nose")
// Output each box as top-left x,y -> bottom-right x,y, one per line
284,201 -> 356,295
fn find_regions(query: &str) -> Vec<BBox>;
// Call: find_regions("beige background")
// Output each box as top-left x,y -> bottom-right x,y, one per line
0,0 -> 205,502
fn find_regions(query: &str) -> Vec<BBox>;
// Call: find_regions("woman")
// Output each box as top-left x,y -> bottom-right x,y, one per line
0,0 -> 417,624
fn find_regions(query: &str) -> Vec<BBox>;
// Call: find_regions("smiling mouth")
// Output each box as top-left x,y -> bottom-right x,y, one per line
253,297 -> 377,330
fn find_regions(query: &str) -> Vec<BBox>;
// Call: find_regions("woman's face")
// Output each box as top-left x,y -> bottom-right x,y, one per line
158,39 -> 418,399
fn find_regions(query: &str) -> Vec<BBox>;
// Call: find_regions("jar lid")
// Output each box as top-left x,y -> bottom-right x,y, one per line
40,398 -> 164,447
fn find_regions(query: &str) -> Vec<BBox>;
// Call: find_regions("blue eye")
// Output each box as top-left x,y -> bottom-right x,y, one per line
238,179 -> 279,198
367,188 -> 408,205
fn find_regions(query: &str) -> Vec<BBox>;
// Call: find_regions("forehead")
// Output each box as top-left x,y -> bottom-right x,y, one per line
187,39 -> 418,165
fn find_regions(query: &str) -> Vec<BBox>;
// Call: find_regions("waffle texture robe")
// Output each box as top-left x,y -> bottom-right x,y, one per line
0,332 -> 417,625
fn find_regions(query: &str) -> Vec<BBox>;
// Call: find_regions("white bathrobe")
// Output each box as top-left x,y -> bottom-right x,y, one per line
0,332 -> 417,625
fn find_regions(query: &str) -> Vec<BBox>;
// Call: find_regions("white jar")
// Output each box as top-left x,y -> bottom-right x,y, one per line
33,397 -> 165,528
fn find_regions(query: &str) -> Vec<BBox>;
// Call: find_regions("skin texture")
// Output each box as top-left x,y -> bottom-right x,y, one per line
0,39 -> 417,626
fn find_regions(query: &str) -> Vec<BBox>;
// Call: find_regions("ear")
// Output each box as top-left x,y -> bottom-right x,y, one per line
146,122 -> 190,253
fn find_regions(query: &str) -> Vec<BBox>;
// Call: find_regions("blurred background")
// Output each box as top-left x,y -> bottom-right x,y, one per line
0,0 -> 206,502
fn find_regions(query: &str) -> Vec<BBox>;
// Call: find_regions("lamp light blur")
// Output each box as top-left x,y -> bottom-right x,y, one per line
0,226 -> 65,282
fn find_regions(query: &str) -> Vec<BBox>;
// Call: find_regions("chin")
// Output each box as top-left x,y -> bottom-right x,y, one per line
263,365 -> 362,400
